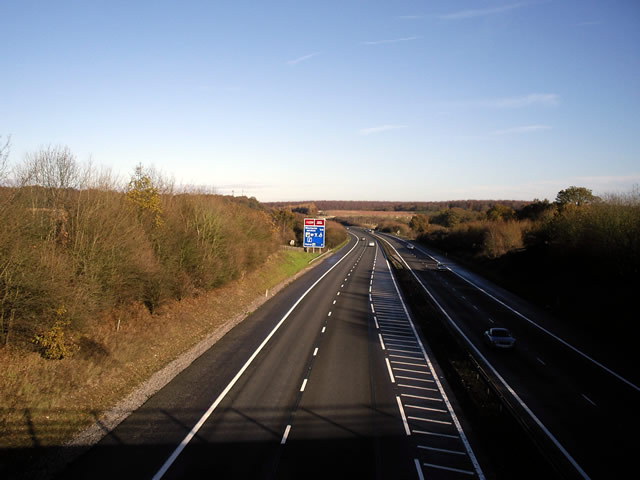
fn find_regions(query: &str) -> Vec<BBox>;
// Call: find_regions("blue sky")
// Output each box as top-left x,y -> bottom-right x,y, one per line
2,1 -> 639,201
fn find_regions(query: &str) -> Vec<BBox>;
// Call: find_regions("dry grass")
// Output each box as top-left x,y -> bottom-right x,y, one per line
0,248 -> 322,449
325,209 -> 414,218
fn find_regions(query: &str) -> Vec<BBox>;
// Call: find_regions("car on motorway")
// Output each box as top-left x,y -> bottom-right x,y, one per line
368,241 -> 375,247
361,237 -> 366,241
407,244 -> 414,250
483,328 -> 516,349
436,262 -> 447,271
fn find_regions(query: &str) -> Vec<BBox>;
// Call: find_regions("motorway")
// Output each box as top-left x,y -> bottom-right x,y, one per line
58,231 -> 485,480
376,232 -> 640,480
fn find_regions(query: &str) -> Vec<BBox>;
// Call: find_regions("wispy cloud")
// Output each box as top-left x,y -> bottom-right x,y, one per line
285,51 -> 321,65
492,124 -> 552,135
440,2 -> 527,20
453,93 -> 559,109
362,36 -> 420,46
359,125 -> 408,136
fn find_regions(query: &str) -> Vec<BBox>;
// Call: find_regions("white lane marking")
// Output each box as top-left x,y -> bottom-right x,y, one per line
390,354 -> 423,360
378,334 -> 386,350
582,394 -> 597,407
414,459 -> 425,480
371,304 -> 375,313
401,394 -> 443,402
300,379 -> 308,392
369,286 -> 372,293
385,358 -> 395,383
488,317 -> 495,324
391,360 -> 429,368
374,316 -> 379,329
152,232 -> 361,480
398,384 -> 442,392
405,404 -> 448,414
380,239 -> 486,480
396,376 -> 435,383
396,396 -> 411,435
423,462 -> 475,476
369,294 -> 372,301
313,348 -> 318,356
337,292 -> 340,296
418,445 -> 466,455
345,278 -> 348,281
341,284 -> 344,288
322,326 -> 326,333
408,416 -> 452,425
473,305 -> 479,311
378,235 -> 586,480
393,367 -> 431,375
537,357 -> 546,366
461,295 -> 466,300
327,311 -> 332,317
333,300 -> 336,305
281,424 -> 291,445
413,429 -> 459,439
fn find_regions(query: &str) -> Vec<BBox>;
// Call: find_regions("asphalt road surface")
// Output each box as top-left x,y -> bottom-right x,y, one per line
376,232 -> 640,480
58,232 -> 484,480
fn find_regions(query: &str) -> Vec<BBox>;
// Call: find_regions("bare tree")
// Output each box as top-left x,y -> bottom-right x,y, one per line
0,135 -> 10,185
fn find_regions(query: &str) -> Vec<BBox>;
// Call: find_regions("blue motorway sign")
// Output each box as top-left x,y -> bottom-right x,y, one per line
303,218 -> 326,248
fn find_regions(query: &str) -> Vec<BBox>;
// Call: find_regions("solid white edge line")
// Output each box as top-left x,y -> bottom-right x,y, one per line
379,234 -> 589,480
152,233 -> 361,480
396,396 -> 411,436
380,238 -> 486,480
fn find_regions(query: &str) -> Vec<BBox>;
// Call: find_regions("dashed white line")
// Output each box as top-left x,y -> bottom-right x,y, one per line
537,357 -> 546,366
300,379 -> 308,392
414,459 -> 425,480
385,358 -> 395,383
374,317 -> 380,329
378,334 -> 386,350
313,348 -> 318,356
582,394 -> 597,407
327,311 -> 331,317
405,404 -> 448,414
396,396 -> 411,435
333,300 -> 336,305
281,424 -> 292,444
408,416 -> 452,426
321,326 -> 326,333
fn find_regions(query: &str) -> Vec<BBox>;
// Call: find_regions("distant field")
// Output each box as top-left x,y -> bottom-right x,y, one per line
325,210 -> 414,219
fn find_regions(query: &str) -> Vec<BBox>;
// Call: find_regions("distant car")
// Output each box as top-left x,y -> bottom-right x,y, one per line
407,244 -> 414,250
436,263 -> 447,271
368,241 -> 375,247
484,328 -> 516,349
361,237 -> 366,241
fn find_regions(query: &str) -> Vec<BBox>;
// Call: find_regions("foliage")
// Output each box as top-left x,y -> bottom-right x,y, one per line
486,204 -> 515,222
555,186 -> 600,210
126,164 -> 163,228
0,148 -> 281,352
32,306 -> 78,359
409,214 -> 429,233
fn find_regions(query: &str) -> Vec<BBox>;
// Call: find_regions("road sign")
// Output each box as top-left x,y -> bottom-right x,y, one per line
303,218 -> 325,248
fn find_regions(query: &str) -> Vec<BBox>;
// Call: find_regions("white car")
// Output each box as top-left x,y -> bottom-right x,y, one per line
436,263 -> 447,271
407,244 -> 414,250
368,241 -> 375,247
483,328 -> 516,349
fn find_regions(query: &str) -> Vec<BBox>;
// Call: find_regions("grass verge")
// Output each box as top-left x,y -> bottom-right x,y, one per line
0,247 -> 332,467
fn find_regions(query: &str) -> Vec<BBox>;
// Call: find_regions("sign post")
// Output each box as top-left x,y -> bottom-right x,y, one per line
303,218 -> 326,250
